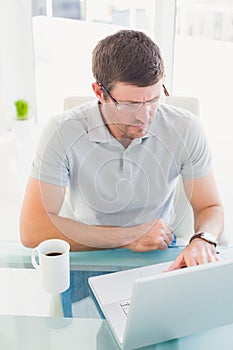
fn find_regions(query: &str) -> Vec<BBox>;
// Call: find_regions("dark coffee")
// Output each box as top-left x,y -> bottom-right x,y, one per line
46,252 -> 63,257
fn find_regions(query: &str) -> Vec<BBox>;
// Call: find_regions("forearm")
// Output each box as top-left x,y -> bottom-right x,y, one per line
20,179 -> 174,252
50,213 -> 140,251
20,178 -> 141,251
20,210 -> 138,251
193,204 -> 224,238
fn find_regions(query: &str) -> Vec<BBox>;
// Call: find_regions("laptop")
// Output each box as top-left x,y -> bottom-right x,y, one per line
88,251 -> 233,349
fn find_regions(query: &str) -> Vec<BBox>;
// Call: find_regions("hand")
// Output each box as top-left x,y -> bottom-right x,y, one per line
167,238 -> 220,271
125,219 -> 174,252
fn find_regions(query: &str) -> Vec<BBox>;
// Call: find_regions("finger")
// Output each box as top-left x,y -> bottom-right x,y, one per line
216,252 -> 222,260
167,225 -> 174,233
161,230 -> 174,244
163,234 -> 173,247
195,253 -> 209,265
166,253 -> 185,271
166,232 -> 175,244
208,253 -> 217,263
154,236 -> 168,250
165,240 -> 170,248
196,245 -> 219,265
160,239 -> 169,250
208,250 -> 221,263
185,255 -> 197,267
164,226 -> 174,235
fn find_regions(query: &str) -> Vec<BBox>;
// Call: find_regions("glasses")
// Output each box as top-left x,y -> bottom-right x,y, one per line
99,82 -> 169,113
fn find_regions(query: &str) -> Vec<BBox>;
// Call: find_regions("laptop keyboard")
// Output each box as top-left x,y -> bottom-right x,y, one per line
119,299 -> 130,316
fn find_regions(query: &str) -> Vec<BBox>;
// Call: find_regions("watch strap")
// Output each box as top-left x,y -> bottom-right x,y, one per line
189,232 -> 217,247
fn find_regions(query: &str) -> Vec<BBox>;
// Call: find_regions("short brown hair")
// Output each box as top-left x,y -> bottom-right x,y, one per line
92,30 -> 165,92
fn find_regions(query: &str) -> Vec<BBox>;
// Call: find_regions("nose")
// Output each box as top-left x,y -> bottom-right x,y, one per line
135,106 -> 151,123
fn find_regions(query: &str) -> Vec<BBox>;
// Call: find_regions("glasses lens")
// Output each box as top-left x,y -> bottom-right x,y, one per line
148,100 -> 160,108
117,104 -> 141,113
116,98 -> 162,113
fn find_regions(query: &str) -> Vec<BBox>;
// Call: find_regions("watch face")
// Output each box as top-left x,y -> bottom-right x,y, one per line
201,232 -> 217,244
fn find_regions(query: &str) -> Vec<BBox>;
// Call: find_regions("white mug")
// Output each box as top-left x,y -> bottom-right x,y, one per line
31,239 -> 70,293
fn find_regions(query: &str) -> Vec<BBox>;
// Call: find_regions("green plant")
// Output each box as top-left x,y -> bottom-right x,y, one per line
14,99 -> 29,120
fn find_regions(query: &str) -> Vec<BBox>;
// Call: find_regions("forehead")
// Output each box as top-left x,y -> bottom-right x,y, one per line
111,81 -> 163,101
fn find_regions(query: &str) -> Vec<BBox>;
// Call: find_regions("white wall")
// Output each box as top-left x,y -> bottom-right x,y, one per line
33,17 -> 126,122
0,0 -> 38,241
0,0 -> 37,125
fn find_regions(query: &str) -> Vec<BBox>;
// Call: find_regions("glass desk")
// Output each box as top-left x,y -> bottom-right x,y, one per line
1,242 -> 233,350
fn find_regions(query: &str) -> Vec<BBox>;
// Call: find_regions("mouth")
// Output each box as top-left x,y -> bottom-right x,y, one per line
130,124 -> 145,131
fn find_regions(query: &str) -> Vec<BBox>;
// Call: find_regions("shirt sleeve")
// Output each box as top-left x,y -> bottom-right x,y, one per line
181,116 -> 212,179
31,116 -> 69,187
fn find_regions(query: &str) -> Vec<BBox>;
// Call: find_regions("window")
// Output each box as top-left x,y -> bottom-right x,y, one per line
85,0 -> 155,31
31,0 -> 157,122
32,0 -> 46,16
173,0 -> 233,243
32,0 -> 155,30
53,0 -> 85,20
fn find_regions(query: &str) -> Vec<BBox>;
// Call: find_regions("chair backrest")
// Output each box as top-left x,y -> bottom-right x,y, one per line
63,95 -> 228,245
165,96 -> 200,117
64,96 -> 96,110
166,96 -> 200,242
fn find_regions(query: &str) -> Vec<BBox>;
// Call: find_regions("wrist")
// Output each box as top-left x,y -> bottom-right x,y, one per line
189,232 -> 218,247
118,225 -> 141,248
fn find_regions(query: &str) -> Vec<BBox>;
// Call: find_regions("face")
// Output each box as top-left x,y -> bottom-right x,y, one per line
95,81 -> 164,143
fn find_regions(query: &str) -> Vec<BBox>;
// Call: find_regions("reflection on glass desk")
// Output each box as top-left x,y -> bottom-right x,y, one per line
1,314 -> 233,350
1,242 -> 233,349
1,242 -> 190,318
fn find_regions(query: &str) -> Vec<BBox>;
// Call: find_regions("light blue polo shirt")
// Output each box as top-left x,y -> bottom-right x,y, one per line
31,101 -> 211,227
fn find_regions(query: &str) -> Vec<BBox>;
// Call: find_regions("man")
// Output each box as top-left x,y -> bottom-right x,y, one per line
20,30 -> 224,270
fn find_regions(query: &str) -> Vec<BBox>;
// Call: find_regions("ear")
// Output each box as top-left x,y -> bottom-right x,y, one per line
92,82 -> 105,103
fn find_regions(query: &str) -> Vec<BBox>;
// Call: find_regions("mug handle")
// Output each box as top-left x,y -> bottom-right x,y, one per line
31,247 -> 40,269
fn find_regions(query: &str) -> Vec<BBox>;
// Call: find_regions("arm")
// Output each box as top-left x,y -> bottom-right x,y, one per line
20,177 -> 136,250
167,170 -> 224,270
20,178 -> 174,251
184,170 -> 224,237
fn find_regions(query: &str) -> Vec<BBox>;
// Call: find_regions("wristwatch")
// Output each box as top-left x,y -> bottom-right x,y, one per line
189,232 -> 218,247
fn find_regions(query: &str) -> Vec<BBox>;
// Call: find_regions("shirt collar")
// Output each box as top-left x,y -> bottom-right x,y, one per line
87,103 -> 113,143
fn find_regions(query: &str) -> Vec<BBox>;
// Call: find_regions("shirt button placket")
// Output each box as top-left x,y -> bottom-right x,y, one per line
123,150 -> 132,178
